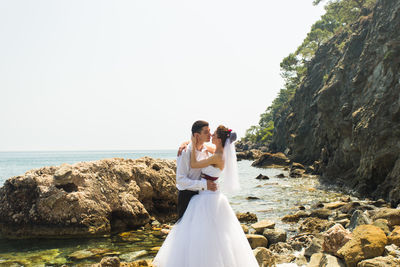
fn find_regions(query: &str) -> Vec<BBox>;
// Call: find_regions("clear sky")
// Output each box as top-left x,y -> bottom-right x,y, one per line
0,0 -> 325,151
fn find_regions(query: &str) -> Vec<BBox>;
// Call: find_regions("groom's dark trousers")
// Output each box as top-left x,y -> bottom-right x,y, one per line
177,190 -> 199,220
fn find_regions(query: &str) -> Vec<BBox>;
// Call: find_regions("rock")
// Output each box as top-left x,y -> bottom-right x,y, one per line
236,212 -> 258,223
308,253 -> 345,267
267,0 -> 400,207
289,168 -> 305,178
276,173 -> 285,178
251,152 -> 290,168
304,235 -> 323,257
323,224 -> 352,256
251,219 -> 275,234
288,234 -> 313,251
337,225 -> 388,267
246,234 -> 268,249
336,218 -> 350,227
246,196 -> 260,200
299,217 -> 334,234
236,149 -> 263,161
372,199 -> 388,208
269,242 -> 294,255
325,201 -> 347,210
0,157 -> 178,239
125,259 -> 154,267
242,224 -> 249,234
310,208 -> 332,220
119,250 -> 147,262
388,225 -> 400,246
99,256 -> 120,267
281,210 -> 310,223
384,244 -> 400,258
357,255 -> 400,266
291,162 -> 305,170
262,228 -> 287,245
373,219 -> 390,235
69,248 -> 111,260
253,247 -> 276,267
348,210 -> 372,231
255,174 -> 270,180
372,208 -> 400,227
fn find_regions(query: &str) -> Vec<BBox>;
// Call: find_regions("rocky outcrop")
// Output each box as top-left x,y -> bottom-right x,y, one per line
269,0 -> 400,205
252,152 -> 290,168
0,157 -> 178,239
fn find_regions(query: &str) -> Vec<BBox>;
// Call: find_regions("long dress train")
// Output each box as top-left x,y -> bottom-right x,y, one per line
153,166 -> 259,267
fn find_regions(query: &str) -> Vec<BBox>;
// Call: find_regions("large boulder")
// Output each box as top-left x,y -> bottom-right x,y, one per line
357,256 -> 400,267
372,208 -> 400,227
387,226 -> 400,246
337,225 -> 387,267
0,157 -> 178,239
246,234 -> 268,249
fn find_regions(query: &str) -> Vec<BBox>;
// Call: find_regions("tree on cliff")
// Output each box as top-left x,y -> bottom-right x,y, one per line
243,0 -> 377,146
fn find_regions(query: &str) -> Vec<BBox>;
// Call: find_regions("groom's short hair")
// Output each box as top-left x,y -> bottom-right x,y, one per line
191,120 -> 209,135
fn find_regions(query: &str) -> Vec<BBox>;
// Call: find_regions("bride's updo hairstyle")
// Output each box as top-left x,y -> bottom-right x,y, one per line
216,125 -> 237,147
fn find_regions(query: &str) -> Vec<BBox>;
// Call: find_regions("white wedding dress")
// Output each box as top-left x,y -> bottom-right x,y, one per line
153,165 -> 259,267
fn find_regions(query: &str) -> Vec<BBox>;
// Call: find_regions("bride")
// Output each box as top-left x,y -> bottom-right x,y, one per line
153,125 -> 259,267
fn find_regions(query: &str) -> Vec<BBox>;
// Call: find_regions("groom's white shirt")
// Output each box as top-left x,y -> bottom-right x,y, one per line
176,143 -> 208,191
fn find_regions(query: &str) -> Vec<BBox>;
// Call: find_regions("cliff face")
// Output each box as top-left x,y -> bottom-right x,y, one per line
270,0 -> 400,205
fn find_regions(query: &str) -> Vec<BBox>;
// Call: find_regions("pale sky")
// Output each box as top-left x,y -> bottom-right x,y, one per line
0,0 -> 325,151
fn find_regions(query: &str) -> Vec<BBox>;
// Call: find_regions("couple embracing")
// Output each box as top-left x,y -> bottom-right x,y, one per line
153,120 -> 259,267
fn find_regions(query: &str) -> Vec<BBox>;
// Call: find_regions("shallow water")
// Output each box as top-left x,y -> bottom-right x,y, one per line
0,152 -> 352,266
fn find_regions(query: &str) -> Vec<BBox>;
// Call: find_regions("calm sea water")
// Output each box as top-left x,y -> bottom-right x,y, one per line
0,150 -> 349,266
0,150 -> 176,185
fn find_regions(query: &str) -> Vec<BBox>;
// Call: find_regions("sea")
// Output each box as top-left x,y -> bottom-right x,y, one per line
0,150 -> 349,266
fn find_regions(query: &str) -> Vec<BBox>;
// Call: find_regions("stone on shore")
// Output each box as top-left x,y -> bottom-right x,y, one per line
307,253 -> 345,267
262,228 -> 287,245
251,219 -> 275,234
246,234 -> 268,249
236,212 -> 258,223
388,226 -> 400,246
348,210 -> 372,231
251,152 -> 291,168
0,157 -> 178,239
253,247 -> 276,267
337,225 -> 387,267
357,255 -> 400,267
372,208 -> 400,227
322,224 -> 352,256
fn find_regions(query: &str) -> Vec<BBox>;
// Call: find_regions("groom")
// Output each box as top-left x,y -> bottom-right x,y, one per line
176,120 -> 217,220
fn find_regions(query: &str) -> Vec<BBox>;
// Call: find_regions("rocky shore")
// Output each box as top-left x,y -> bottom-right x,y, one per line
0,157 -> 178,239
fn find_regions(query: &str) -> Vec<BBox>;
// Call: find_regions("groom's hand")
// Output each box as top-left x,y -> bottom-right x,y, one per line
207,180 -> 217,191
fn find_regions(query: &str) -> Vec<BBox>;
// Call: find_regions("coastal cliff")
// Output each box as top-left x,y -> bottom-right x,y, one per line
270,0 -> 400,204
0,157 -> 177,239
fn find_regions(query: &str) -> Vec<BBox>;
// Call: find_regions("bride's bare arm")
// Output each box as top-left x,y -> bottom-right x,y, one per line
190,136 -> 221,168
205,144 -> 216,154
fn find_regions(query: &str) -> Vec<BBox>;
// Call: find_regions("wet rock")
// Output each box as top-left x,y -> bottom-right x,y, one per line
255,174 -> 270,180
336,218 -> 350,227
119,250 -> 147,262
322,224 -> 352,256
236,212 -> 258,223
357,255 -> 400,267
241,224 -> 249,234
246,196 -> 260,200
246,234 -> 268,249
348,210 -> 372,231
337,225 -> 387,267
0,157 -> 177,239
262,228 -> 287,245
269,242 -> 293,255
388,225 -> 400,246
124,259 -> 154,266
251,152 -> 290,168
372,199 -> 389,208
253,247 -> 276,267
69,248 -> 111,260
251,219 -> 275,234
276,173 -> 286,178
